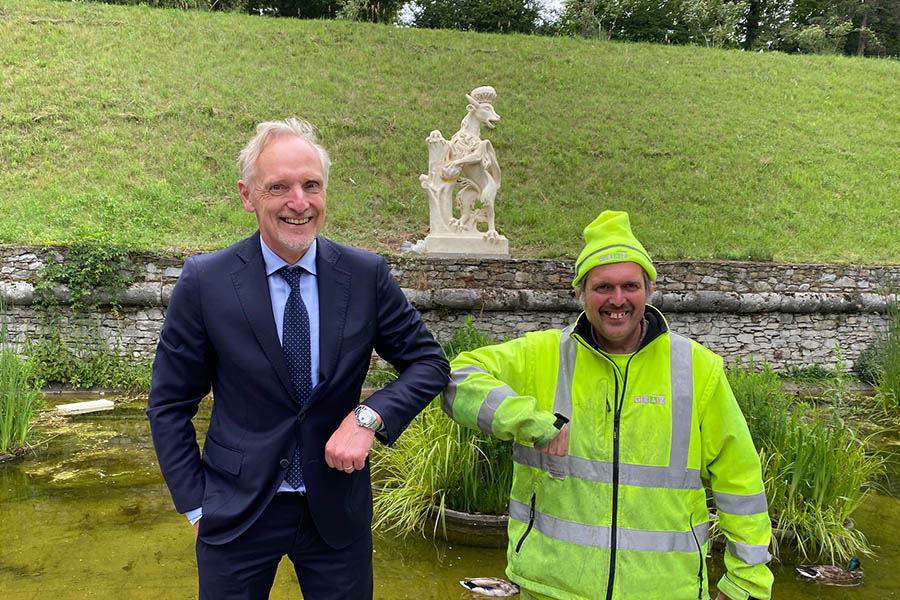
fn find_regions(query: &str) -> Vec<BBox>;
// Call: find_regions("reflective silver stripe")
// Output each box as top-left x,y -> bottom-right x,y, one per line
515,330 -> 699,490
574,244 -> 654,277
510,499 -> 709,552
669,332 -> 693,470
443,365 -> 487,418
478,384 -> 517,435
726,540 -> 772,566
553,327 -> 577,418
714,490 -> 769,515
515,444 -> 702,489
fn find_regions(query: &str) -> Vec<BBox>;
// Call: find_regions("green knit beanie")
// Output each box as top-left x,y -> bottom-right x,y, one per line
572,211 -> 656,288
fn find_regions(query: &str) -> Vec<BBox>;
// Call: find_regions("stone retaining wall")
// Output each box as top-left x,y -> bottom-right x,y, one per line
2,246 -> 898,370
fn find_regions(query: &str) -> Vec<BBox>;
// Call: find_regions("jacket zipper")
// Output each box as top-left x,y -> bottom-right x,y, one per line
515,492 -> 536,553
689,515 -> 704,599
605,353 -> 636,600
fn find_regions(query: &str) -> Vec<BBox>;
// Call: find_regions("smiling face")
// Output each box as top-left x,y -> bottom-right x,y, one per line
238,135 -> 326,264
577,262 -> 654,354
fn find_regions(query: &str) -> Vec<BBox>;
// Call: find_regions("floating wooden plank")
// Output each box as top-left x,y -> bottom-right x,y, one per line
56,399 -> 115,415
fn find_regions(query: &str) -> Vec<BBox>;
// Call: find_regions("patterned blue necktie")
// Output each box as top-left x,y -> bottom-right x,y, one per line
278,266 -> 312,489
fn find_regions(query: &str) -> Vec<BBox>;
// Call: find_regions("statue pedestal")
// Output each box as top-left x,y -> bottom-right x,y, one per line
423,233 -> 509,258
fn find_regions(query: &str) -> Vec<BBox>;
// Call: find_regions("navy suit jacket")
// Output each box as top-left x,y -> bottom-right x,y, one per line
147,233 -> 449,548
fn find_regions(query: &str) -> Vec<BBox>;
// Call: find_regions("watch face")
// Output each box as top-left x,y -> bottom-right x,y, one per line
356,406 -> 376,429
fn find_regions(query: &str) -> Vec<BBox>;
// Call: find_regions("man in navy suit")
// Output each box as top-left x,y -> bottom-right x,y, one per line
146,117 -> 450,599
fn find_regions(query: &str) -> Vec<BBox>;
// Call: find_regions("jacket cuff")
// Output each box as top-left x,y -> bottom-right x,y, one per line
716,574 -> 753,600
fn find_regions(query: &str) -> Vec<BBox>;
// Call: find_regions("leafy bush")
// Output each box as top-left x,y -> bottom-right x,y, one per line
372,317 -> 513,536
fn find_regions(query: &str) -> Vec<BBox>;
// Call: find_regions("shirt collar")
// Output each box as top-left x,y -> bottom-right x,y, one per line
259,236 -> 318,278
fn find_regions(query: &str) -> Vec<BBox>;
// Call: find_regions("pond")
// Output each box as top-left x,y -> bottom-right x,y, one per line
1,394 -> 898,599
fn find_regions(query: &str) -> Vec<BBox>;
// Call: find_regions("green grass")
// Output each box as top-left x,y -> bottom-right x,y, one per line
0,306 -> 43,455
2,0 -> 900,261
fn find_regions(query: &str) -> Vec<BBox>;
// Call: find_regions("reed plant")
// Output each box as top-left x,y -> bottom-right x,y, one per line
372,318 -> 513,536
727,360 -> 885,562
874,297 -> 900,412
0,306 -> 43,455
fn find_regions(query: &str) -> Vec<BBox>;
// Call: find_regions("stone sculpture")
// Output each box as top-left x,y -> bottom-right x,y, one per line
418,86 -> 509,257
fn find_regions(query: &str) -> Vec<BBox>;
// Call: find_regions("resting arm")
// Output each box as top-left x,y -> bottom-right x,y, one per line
351,257 -> 449,446
444,334 -> 559,447
146,257 -> 213,513
700,365 -> 774,600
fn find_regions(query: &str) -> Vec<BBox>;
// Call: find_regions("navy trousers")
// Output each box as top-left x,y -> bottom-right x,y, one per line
196,493 -> 373,599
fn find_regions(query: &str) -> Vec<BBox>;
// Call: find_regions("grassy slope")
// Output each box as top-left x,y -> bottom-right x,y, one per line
2,0 -> 899,262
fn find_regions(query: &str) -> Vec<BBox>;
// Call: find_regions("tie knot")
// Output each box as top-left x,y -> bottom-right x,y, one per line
278,266 -> 304,290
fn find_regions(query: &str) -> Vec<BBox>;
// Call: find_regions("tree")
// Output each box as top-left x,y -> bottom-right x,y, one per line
409,0 -> 542,34
245,0 -> 341,18
832,0 -> 900,56
338,0 -> 405,23
682,0 -> 748,47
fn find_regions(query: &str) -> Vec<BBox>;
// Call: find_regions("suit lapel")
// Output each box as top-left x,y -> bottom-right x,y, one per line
314,237 -> 351,395
231,233 -> 296,403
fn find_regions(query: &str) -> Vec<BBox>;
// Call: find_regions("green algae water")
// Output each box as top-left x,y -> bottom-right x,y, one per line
2,394 -> 898,599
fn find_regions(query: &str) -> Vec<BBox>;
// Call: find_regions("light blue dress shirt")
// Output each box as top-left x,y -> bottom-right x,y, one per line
185,237 -> 320,524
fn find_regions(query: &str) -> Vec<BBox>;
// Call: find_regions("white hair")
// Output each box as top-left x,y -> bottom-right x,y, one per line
237,117 -> 331,189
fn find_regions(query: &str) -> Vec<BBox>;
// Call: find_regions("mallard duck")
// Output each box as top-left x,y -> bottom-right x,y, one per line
796,557 -> 864,585
459,576 -> 521,596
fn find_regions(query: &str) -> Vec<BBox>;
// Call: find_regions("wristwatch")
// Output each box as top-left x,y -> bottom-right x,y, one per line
354,405 -> 379,431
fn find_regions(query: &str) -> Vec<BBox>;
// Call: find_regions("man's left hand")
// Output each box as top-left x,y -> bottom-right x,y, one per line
715,593 -> 729,600
325,410 -> 380,473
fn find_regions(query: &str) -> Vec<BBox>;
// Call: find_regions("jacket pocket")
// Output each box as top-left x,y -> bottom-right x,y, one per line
515,493 -> 537,553
202,435 -> 243,476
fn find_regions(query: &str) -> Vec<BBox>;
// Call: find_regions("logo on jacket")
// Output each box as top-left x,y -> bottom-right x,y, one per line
634,394 -> 666,405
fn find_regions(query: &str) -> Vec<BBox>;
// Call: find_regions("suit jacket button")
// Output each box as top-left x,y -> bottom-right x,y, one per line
298,412 -> 305,421
279,459 -> 290,469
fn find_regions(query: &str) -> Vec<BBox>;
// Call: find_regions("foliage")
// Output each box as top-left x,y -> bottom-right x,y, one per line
561,0 -> 688,43
682,0 -> 748,47
853,341 -> 884,385
245,0 -> 340,18
727,360 -> 885,562
372,398 -> 515,535
781,18 -> 854,55
338,0 -> 404,23
372,318 -> 512,536
441,316 -> 499,361
27,229 -> 148,391
408,0 -> 542,33
33,230 -> 134,314
3,1 -> 900,261
24,328 -> 152,391
874,297 -> 900,411
0,304 -> 43,455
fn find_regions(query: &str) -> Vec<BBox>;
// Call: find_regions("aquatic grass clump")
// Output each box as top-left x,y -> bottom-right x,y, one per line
875,298 -> 900,412
727,361 -> 885,563
372,317 -> 513,536
372,399 -> 514,536
0,307 -> 43,455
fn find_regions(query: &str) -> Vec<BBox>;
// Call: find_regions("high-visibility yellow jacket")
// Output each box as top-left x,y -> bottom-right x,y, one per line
443,307 -> 773,600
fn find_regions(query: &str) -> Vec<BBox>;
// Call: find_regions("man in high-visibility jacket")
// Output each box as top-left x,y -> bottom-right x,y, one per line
442,211 -> 773,600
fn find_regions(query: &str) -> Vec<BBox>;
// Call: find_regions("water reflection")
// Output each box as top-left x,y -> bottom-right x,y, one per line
1,395 -> 898,599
